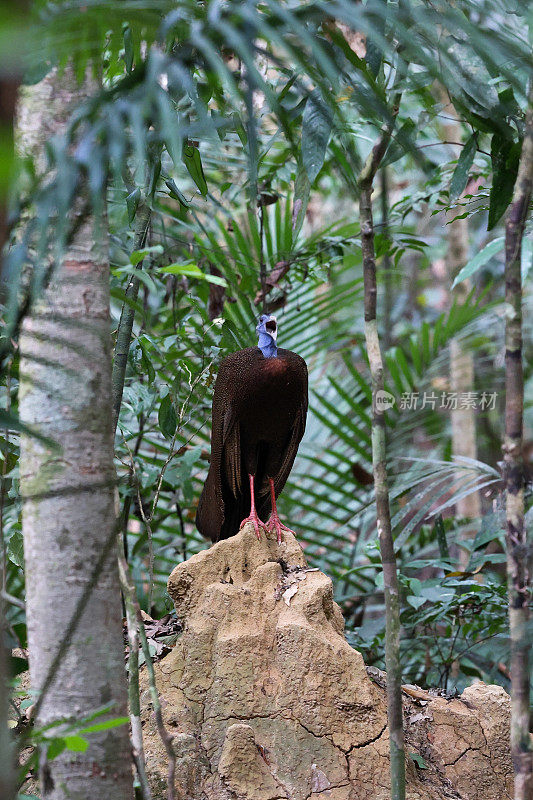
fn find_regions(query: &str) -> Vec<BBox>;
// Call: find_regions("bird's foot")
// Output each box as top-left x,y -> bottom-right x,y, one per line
239,512 -> 267,541
265,513 -> 296,545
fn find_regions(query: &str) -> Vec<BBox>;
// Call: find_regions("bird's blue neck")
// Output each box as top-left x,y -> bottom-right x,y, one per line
258,331 -> 277,358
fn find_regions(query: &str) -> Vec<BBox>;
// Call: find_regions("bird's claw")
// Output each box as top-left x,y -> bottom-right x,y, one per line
265,514 -> 295,545
239,513 -> 267,541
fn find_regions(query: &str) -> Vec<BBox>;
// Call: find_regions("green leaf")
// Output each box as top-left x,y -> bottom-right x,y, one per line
409,752 -> 428,770
364,0 -> 385,77
449,135 -> 477,200
301,90 -> 332,183
197,82 -> 212,104
292,163 -> 310,240
451,237 -> 504,288
0,410 -> 56,446
137,640 -> 157,667
9,654 -> 28,677
441,34 -> 500,123
109,287 -> 144,315
123,26 -> 133,73
382,119 -> 417,167
79,716 -> 129,735
232,112 -> 247,145
7,528 -> 24,568
64,734 -> 89,752
488,134 -> 520,230
126,187 -> 141,224
165,179 -> 190,208
472,513 -> 504,551
460,661 -> 483,679
114,266 -> 158,294
158,394 -> 177,440
365,37 -> 382,78
159,262 -> 227,286
71,704 -> 116,726
165,446 -> 203,503
148,157 -> 161,199
434,515 -> 450,560
139,340 -> 155,384
407,595 -> 426,610
47,738 -> 66,760
130,245 -> 164,266
182,143 -> 208,197
0,409 -> 22,434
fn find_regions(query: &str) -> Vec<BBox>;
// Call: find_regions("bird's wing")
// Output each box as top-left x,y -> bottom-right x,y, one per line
270,354 -> 308,497
222,403 -> 242,498
270,399 -> 307,497
196,392 -> 242,541
211,351 -> 248,500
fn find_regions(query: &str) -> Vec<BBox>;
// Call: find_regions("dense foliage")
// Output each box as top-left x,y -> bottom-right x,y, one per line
1,3 -> 532,781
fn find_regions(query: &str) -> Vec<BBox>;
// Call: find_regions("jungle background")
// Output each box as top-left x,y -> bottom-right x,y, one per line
0,1 -> 531,798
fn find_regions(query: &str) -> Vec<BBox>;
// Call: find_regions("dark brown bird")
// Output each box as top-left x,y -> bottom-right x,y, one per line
196,314 -> 308,544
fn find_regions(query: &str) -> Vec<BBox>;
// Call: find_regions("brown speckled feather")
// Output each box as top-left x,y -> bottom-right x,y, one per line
196,346 -> 308,542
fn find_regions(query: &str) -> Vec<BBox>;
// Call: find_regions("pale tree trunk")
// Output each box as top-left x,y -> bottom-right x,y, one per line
441,102 -> 481,567
503,84 -> 533,800
18,68 -> 133,800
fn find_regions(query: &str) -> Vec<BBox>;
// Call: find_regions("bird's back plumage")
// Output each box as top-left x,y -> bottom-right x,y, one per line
196,346 -> 308,542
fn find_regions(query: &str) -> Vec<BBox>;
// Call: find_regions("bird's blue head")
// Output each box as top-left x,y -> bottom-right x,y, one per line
256,314 -> 278,358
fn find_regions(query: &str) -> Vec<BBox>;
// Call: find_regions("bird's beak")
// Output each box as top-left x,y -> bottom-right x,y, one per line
265,315 -> 278,341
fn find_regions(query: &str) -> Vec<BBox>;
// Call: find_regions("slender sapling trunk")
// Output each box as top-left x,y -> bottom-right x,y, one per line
503,84 -> 533,800
358,92 -> 405,800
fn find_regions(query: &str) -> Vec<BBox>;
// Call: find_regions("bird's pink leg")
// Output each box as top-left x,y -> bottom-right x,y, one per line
239,474 -> 267,541
265,478 -> 296,544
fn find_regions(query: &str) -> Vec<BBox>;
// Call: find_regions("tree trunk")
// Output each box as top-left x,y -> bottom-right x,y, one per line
503,84 -> 533,800
380,166 -> 393,351
361,184 -> 405,800
18,68 -> 133,800
358,89 -> 405,800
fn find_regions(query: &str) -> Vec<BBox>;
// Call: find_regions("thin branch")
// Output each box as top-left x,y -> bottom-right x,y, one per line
149,362 -> 213,522
136,481 -> 155,613
416,140 -> 490,157
117,524 -> 152,800
0,367 -> 11,591
112,200 -> 151,433
136,605 -> 178,800
451,632 -> 501,664
120,361 -> 212,610
149,426 -> 180,528
259,203 -> 267,314
0,591 -> 25,612
118,435 -> 178,797
358,71 -> 405,800
358,92 -> 402,190
380,167 -> 393,351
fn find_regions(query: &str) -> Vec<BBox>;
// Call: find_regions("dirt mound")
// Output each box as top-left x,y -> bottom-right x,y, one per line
140,524 -> 512,799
